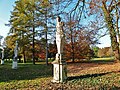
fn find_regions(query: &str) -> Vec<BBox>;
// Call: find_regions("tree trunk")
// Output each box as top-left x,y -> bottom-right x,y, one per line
116,11 -> 120,47
45,31 -> 48,65
18,56 -> 21,63
102,2 -> 120,62
70,14 -> 75,62
71,29 -> 75,62
23,50 -> 26,63
32,26 -> 35,65
45,10 -> 48,65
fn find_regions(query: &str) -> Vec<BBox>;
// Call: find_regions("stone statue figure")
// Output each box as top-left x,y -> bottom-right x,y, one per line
55,16 -> 65,62
1,47 -> 4,65
14,41 -> 18,60
52,16 -> 67,83
12,40 -> 18,69
2,49 -> 4,60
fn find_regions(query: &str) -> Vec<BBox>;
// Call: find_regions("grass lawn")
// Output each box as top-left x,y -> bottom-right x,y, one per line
0,58 -> 120,90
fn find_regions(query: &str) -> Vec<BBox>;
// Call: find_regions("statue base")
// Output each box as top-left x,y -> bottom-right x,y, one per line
12,61 -> 18,69
52,60 -> 67,83
1,60 -> 4,65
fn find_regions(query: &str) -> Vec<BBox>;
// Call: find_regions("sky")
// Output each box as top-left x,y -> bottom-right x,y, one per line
0,0 -> 111,48
97,35 -> 111,48
0,0 -> 15,42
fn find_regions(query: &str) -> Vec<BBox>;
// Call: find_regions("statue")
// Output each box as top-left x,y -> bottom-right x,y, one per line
0,36 -> 4,65
14,41 -> 18,60
54,16 -> 65,63
52,16 -> 67,83
1,47 -> 4,65
12,41 -> 18,69
1,49 -> 4,61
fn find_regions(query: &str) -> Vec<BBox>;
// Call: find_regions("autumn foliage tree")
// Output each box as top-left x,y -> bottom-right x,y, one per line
48,41 -> 57,59
34,39 -> 46,60
65,25 -> 97,61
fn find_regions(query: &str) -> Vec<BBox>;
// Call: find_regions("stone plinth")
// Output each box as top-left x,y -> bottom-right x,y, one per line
52,61 -> 67,83
1,60 -> 4,65
12,60 -> 18,69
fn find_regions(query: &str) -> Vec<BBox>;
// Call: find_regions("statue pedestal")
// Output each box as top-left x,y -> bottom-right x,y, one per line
12,61 -> 18,69
52,61 -> 67,83
1,60 -> 4,65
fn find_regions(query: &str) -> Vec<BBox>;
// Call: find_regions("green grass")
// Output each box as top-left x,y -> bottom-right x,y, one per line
88,57 -> 114,63
67,72 -> 120,89
0,62 -> 52,90
91,57 -> 114,61
0,59 -> 120,90
0,62 -> 52,82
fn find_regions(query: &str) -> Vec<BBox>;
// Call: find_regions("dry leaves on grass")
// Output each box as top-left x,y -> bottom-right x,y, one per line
68,62 -> 120,76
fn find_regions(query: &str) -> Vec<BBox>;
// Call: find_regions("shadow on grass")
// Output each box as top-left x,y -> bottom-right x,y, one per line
87,59 -> 114,63
68,71 -> 119,81
0,62 -> 52,82
68,59 -> 114,64
68,73 -> 107,80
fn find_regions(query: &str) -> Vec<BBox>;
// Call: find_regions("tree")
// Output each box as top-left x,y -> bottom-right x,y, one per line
9,0 -> 35,63
65,25 -> 97,61
65,16 -> 77,62
35,38 -> 46,60
5,35 -> 16,51
48,40 -> 57,59
40,0 -> 52,65
92,46 -> 99,57
102,0 -> 120,62
9,0 -> 48,64
88,0 -> 120,62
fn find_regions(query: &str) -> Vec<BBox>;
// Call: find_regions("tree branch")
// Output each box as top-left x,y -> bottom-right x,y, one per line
108,0 -> 114,8
109,1 -> 120,12
71,0 -> 85,13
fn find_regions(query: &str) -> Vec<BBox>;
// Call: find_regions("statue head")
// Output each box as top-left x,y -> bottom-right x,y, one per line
16,40 -> 18,46
56,16 -> 61,22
